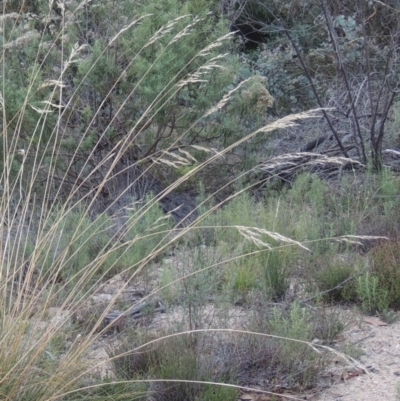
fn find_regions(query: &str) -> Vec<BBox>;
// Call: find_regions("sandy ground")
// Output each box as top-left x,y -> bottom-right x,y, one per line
315,316 -> 400,401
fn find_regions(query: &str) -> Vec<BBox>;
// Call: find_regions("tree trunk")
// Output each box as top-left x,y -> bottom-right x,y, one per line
371,141 -> 383,172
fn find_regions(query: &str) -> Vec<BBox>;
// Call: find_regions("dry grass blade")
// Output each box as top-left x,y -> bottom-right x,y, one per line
108,15 -> 150,46
203,77 -> 252,117
256,152 -> 365,182
236,225 -> 311,252
335,234 -> 389,246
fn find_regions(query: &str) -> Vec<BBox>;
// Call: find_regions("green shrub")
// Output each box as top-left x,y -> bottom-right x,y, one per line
357,272 -> 390,315
227,249 -> 292,302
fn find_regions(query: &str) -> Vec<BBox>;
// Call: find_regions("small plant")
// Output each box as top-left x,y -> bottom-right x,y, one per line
160,266 -> 178,305
341,342 -> 365,361
232,263 -> 261,297
356,272 -> 390,315
264,249 -> 290,301
244,302 -> 332,389
380,309 -> 398,325
268,304 -> 329,387
312,307 -> 346,345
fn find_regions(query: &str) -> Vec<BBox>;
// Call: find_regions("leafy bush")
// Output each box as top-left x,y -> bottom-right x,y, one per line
356,272 -> 390,315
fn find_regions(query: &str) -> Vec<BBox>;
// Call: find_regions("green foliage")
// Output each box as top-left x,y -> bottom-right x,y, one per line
250,45 -> 315,111
380,309 -> 398,325
71,0 -> 236,155
268,302 -> 313,341
281,173 -> 338,248
4,0 -> 42,13
124,195 -> 172,265
4,2 -> 400,399
264,249 -> 290,301
341,342 -> 364,361
24,195 -> 171,292
356,272 -> 390,315
231,258 -> 262,297
376,170 -> 400,229
160,266 -> 178,305
1,0 -> 250,199
26,209 -> 113,287
265,303 -> 324,388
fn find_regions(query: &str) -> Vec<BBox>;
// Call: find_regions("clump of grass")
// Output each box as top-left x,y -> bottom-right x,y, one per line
227,245 -> 295,303
341,342 -> 365,361
230,256 -> 264,299
356,272 -> 390,315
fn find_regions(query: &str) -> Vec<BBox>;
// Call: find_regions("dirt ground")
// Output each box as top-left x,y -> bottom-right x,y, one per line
314,315 -> 400,401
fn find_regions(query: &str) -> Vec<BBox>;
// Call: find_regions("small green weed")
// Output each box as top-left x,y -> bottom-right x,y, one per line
264,250 -> 290,301
356,272 -> 390,314
232,263 -> 261,297
341,342 -> 365,361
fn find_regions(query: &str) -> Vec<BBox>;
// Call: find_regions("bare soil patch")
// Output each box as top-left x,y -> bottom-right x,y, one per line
315,314 -> 400,401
